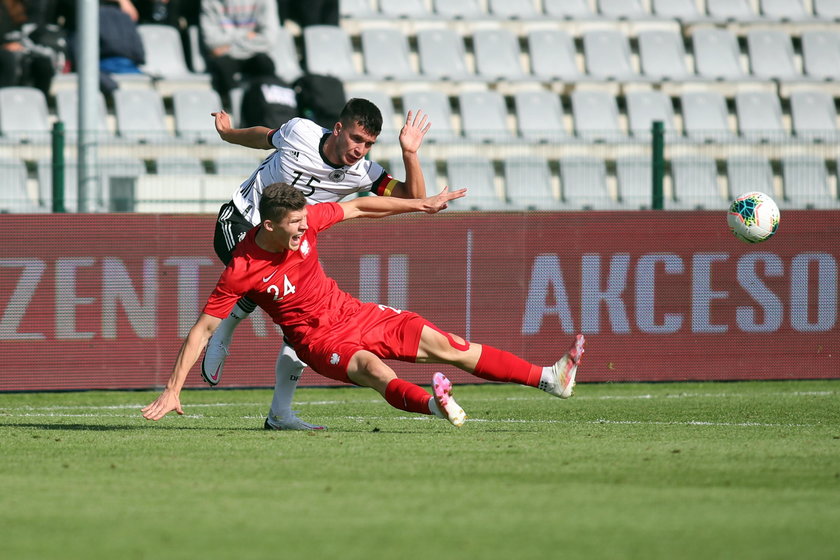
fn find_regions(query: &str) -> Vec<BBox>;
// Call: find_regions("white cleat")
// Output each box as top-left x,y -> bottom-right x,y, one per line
201,334 -> 231,386
542,334 -> 585,399
264,414 -> 326,431
432,372 -> 467,427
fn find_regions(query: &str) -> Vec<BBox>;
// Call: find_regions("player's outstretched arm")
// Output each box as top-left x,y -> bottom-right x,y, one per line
211,111 -> 274,149
340,186 -> 466,221
391,110 -> 431,199
142,313 -> 222,421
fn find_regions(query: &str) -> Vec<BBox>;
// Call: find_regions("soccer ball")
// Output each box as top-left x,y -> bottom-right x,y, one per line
727,192 -> 780,243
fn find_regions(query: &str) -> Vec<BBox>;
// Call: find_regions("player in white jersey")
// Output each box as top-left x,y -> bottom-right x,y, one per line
205,98 -> 432,430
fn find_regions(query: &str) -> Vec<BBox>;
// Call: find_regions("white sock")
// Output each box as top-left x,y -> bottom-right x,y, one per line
538,367 -> 554,392
268,343 -> 306,421
215,301 -> 251,339
428,397 -> 443,419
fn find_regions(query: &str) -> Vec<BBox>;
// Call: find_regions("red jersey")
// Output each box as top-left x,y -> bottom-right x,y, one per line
203,202 -> 360,347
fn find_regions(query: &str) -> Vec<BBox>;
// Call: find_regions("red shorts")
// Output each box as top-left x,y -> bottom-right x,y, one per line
291,302 -> 430,384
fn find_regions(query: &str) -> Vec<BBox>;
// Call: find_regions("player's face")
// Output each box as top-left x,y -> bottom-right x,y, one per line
274,207 -> 309,251
334,121 -> 378,166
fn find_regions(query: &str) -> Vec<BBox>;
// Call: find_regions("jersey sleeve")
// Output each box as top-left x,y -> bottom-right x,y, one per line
367,165 -> 401,197
269,117 -> 299,149
308,201 -> 345,233
202,267 -> 247,319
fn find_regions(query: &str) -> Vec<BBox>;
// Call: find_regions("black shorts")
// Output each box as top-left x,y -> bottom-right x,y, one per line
213,201 -> 253,265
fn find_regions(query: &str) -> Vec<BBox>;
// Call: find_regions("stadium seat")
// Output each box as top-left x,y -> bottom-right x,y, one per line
379,0 -> 429,17
55,89 -> 111,140
615,156 -> 655,209
473,28 -> 526,81
670,156 -> 727,209
340,0 -> 376,17
814,0 -> 840,18
38,157 -> 147,212
582,30 -> 636,80
692,28 -> 745,79
544,0 -> 592,17
0,157 -> 40,212
789,90 -> 839,142
707,0 -> 756,19
680,91 -> 733,142
571,89 -> 623,142
559,156 -> 619,209
172,89 -> 224,143
651,0 -> 699,18
156,156 -> 204,175
726,155 -> 775,197
113,89 -> 169,142
514,90 -> 567,142
504,156 -> 563,210
527,29 -> 581,80
735,91 -> 786,142
401,90 -> 456,142
598,0 -> 647,18
760,0 -> 808,19
270,28 -> 304,83
747,30 -> 799,80
488,0 -> 538,18
625,90 -> 676,140
214,156 -> 262,177
416,29 -> 472,81
136,24 -> 210,90
801,31 -> 840,79
458,90 -> 513,142
0,87 -> 50,143
638,30 -> 691,81
348,90 -> 398,143
388,157 -> 439,190
303,25 -> 358,79
445,156 -> 506,210
434,0 -> 484,17
361,28 -> 416,80
781,156 -> 838,208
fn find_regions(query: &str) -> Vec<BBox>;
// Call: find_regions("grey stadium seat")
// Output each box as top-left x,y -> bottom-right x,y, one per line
473,28 -> 525,80
615,156 -> 655,209
379,0 -> 429,17
445,156 -> 506,210
625,90 -> 676,140
670,156 -> 727,210
156,156 -> 204,175
747,30 -> 799,80
681,91 -> 733,142
559,157 -> 619,209
638,30 -> 690,81
270,28 -> 304,83
434,0 -> 484,17
801,31 -> 840,79
172,89 -> 224,143
726,156 -> 774,197
0,87 -> 50,143
583,30 -> 636,80
790,90 -> 839,142
571,90 -> 623,142
458,90 -> 513,142
735,91 -> 786,142
0,157 -> 40,212
137,24 -> 210,86
388,157 -> 439,191
692,28 -> 745,79
514,90 -> 567,142
349,90 -> 398,143
707,0 -> 755,19
488,0 -> 538,18
401,90 -> 456,142
339,0 -> 376,16
528,29 -> 581,80
361,28 -> 416,80
760,0 -> 808,19
55,89 -> 111,140
38,157 -> 147,212
544,0 -> 592,17
214,156 -> 262,177
652,0 -> 699,18
304,25 -> 358,79
504,156 -> 563,210
814,0 -> 840,17
598,0 -> 647,18
113,89 -> 169,142
416,29 -> 471,80
782,157 -> 838,208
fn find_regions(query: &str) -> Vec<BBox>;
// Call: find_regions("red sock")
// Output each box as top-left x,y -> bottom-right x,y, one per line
384,379 -> 432,415
473,345 -> 542,387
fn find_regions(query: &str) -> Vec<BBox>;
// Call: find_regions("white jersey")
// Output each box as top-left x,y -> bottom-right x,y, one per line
231,117 -> 397,225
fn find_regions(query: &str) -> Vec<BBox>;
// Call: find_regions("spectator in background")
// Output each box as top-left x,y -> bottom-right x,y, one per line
200,0 -> 280,109
0,0 -> 56,96
277,0 -> 338,27
97,0 -> 145,93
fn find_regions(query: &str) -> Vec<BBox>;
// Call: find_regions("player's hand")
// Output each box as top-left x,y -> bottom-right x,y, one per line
212,110 -> 232,136
141,389 -> 184,421
399,110 -> 431,154
422,186 -> 467,213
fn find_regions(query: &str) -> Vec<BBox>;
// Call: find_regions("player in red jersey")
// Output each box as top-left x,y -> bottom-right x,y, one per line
142,183 -> 585,426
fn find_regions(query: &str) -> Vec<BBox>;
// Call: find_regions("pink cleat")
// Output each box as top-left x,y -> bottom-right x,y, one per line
542,334 -> 585,399
432,372 -> 467,427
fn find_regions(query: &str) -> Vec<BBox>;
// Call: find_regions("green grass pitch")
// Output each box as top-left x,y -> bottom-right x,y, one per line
1,380 -> 839,560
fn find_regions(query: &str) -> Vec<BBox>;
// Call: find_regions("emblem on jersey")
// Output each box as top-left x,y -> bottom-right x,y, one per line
328,169 -> 346,183
330,353 -> 341,365
238,231 -> 247,242
301,239 -> 311,256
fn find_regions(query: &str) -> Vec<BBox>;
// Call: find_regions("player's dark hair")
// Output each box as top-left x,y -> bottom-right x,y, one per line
339,98 -> 382,136
260,183 -> 306,223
